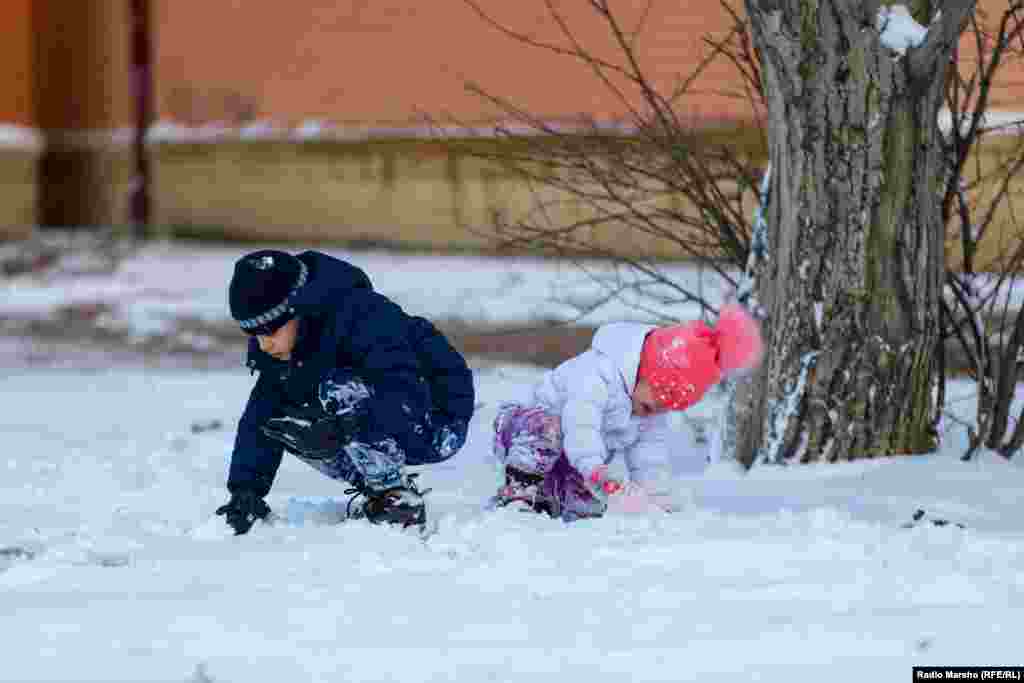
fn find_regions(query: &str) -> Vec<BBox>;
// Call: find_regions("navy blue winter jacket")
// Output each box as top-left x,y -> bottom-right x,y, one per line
228,251 -> 475,497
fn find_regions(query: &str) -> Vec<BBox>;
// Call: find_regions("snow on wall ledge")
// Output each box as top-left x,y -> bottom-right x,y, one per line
0,124 -> 43,151
2,107 -> 1021,152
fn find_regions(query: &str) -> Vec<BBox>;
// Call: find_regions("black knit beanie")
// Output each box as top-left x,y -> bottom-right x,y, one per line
228,250 -> 308,335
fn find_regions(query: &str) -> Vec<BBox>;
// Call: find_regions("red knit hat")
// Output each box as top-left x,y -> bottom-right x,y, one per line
636,304 -> 764,411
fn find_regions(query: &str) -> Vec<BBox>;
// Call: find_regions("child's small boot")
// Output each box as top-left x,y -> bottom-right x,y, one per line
493,466 -> 560,518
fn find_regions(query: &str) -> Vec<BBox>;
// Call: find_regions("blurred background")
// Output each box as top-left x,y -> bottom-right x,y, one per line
2,0 -> 1023,372
0,0 -> 755,252
0,0 -> 1020,257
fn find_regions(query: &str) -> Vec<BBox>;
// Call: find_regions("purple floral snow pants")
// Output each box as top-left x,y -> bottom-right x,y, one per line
492,403 -> 606,520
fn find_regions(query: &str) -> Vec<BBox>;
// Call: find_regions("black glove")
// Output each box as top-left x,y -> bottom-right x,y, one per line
261,403 -> 360,459
215,491 -> 272,535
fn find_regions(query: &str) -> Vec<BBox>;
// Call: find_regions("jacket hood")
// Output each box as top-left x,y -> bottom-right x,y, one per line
289,251 -> 373,315
591,322 -> 656,393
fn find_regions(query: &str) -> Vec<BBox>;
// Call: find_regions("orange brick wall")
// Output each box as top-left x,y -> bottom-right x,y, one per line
152,0 -> 1022,128
1,0 -> 1019,131
0,0 -> 33,125
153,0 -> 753,127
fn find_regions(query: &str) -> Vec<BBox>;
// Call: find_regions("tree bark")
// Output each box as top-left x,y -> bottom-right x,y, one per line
736,0 -> 975,465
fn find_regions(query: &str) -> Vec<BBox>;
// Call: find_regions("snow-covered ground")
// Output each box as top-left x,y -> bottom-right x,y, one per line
2,243 -> 1023,681
0,241 -> 731,332
1,365 -> 1022,681
5,240 -> 1024,334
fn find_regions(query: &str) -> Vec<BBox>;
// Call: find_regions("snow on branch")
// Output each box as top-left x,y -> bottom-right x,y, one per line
908,0 -> 980,77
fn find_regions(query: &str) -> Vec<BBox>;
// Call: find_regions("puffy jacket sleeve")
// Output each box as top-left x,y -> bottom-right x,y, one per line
623,413 -> 673,492
408,316 -> 475,424
337,290 -> 432,459
558,358 -> 612,477
227,369 -> 285,498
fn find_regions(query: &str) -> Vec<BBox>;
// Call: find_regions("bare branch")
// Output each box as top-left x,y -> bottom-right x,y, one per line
460,0 -> 637,81
909,0 -> 979,79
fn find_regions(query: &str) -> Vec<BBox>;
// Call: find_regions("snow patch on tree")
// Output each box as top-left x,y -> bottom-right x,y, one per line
759,351 -> 821,466
876,5 -> 929,55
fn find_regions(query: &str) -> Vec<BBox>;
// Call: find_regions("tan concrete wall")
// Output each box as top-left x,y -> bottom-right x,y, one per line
4,131 -> 1024,266
944,135 -> 1024,270
153,135 -> 1024,265
153,138 -> 724,258
0,147 -> 40,238
155,139 -> 520,248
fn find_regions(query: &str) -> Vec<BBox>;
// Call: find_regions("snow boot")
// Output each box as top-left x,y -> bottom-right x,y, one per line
347,473 -> 429,528
493,466 -> 561,518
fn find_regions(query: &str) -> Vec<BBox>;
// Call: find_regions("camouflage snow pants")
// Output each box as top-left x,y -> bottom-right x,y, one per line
292,369 -> 468,492
492,402 -> 606,520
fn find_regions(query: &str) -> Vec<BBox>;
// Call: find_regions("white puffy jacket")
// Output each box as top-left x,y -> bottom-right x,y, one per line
532,322 -> 674,489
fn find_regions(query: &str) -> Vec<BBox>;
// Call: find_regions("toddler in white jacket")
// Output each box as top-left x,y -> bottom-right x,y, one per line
491,305 -> 763,520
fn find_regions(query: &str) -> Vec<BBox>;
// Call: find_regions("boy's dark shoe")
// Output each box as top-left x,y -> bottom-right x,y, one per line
348,473 -> 429,528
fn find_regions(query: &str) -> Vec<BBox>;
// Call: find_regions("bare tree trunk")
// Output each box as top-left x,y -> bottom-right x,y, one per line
736,1 -> 975,465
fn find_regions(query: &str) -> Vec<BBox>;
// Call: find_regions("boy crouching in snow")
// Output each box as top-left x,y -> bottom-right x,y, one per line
216,250 -> 475,535
491,305 -> 763,521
